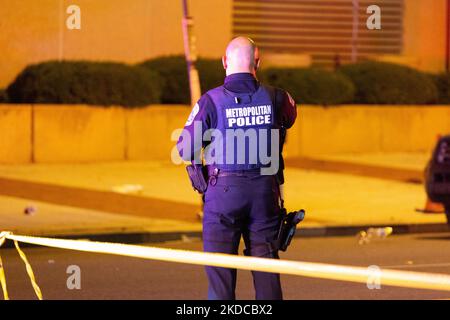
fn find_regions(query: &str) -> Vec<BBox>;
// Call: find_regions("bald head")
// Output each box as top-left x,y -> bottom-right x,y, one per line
223,37 -> 260,76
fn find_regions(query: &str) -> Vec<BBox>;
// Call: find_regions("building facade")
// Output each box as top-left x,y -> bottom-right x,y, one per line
0,0 -> 448,88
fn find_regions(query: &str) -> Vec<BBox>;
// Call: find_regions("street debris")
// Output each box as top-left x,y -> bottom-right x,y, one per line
111,184 -> 144,194
357,227 -> 393,245
24,205 -> 37,216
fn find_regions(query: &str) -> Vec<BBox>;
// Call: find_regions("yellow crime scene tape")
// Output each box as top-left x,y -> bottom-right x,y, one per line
1,231 -> 450,300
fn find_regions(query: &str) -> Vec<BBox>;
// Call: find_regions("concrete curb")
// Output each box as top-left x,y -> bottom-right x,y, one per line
2,223 -> 448,249
297,222 -> 449,237
285,157 -> 424,183
0,176 -> 199,222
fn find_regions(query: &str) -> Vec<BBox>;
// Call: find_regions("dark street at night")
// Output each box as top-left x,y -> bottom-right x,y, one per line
2,233 -> 450,300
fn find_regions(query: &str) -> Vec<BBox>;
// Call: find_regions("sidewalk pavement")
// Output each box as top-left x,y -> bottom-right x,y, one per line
285,152 -> 429,183
311,152 -> 430,171
0,152 -> 447,243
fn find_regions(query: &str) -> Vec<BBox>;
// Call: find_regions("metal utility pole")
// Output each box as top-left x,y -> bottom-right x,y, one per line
182,0 -> 204,220
181,0 -> 202,106
351,0 -> 359,63
446,0 -> 450,71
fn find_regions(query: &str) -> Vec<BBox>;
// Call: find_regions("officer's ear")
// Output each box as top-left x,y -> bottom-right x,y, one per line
222,56 -> 227,70
254,58 -> 260,71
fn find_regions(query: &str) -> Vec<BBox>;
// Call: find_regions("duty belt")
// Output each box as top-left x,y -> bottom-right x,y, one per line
207,167 -> 262,186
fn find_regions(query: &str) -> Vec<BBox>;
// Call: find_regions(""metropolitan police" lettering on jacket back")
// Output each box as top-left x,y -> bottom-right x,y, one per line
225,104 -> 272,128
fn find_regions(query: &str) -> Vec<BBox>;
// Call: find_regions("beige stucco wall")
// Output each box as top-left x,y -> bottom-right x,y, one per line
0,106 -> 32,163
1,0 -> 449,88
0,0 -> 232,88
126,105 -> 190,161
402,0 -> 448,73
297,106 -> 450,156
1,104 -> 450,164
33,105 -> 126,162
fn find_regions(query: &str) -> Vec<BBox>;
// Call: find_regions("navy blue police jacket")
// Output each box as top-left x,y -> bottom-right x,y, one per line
177,72 -> 297,175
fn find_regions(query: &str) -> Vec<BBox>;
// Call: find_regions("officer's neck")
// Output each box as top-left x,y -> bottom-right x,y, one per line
226,69 -> 256,77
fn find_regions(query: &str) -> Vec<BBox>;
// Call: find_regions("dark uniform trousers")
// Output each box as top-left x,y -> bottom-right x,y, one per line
202,172 -> 283,300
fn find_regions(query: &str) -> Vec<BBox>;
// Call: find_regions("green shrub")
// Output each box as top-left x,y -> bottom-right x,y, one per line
7,61 -> 162,107
432,73 -> 450,104
197,58 -> 226,93
7,58 -> 443,107
0,89 -> 8,103
139,56 -> 190,104
139,56 -> 225,104
339,61 -> 438,104
260,68 -> 355,105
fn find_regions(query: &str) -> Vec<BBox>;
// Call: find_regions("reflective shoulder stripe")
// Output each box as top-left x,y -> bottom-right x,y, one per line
185,103 -> 200,126
286,91 -> 296,107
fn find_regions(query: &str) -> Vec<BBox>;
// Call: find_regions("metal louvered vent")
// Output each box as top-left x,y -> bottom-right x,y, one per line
232,0 -> 404,67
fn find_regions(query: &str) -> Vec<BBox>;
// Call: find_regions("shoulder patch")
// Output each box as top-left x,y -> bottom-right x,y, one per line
185,103 -> 200,126
286,92 -> 296,107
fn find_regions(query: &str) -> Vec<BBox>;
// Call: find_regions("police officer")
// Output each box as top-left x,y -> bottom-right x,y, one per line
177,37 -> 297,300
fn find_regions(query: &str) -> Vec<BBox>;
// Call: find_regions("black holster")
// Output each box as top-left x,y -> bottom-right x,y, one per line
274,208 -> 305,252
186,164 -> 208,194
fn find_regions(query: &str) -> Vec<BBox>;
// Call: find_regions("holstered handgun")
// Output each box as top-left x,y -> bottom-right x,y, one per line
275,208 -> 305,252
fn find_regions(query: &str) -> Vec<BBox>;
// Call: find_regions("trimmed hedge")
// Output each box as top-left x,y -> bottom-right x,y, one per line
339,61 -> 438,104
7,61 -> 162,106
139,56 -> 224,104
433,73 -> 450,104
260,68 -> 355,105
196,58 -> 226,93
5,58 -> 449,106
139,56 -> 190,104
0,89 -> 8,103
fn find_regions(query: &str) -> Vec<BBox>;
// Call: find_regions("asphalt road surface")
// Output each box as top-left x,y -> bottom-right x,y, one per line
2,232 -> 450,300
